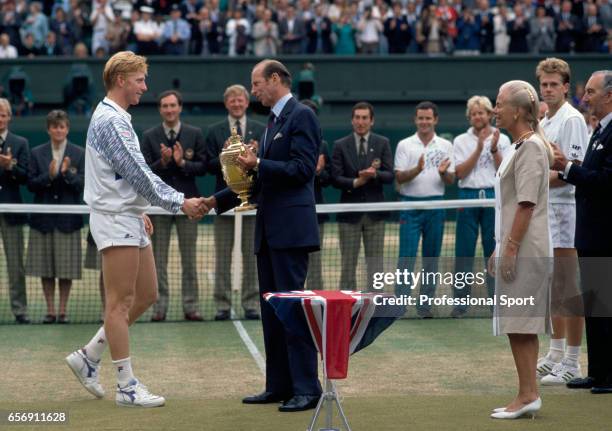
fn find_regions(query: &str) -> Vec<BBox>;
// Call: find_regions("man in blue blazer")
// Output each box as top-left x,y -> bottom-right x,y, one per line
0,98 -> 30,324
203,59 -> 322,412
553,70 -> 612,393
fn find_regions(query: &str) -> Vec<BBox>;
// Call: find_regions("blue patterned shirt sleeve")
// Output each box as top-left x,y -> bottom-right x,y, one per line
96,114 -> 184,213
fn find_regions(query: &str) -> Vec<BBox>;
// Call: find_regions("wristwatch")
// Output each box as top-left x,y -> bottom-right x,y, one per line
253,157 -> 261,172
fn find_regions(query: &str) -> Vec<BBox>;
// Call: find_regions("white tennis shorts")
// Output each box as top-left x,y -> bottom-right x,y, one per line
549,203 -> 576,249
90,212 -> 150,251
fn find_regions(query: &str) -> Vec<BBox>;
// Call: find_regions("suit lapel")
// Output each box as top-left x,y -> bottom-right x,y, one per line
244,119 -> 257,143
347,135 -> 360,171
584,122 -> 611,166
264,97 -> 296,158
366,136 -> 376,167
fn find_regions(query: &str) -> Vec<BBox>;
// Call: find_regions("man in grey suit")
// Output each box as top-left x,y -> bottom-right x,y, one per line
331,102 -> 394,291
0,97 -> 29,324
279,5 -> 306,55
141,90 -> 207,322
205,84 -> 265,321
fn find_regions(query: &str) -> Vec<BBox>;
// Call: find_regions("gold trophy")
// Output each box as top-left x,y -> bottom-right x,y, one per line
219,127 -> 257,212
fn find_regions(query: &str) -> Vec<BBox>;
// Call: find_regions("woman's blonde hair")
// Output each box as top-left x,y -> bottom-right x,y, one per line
103,51 -> 148,91
500,80 -> 554,167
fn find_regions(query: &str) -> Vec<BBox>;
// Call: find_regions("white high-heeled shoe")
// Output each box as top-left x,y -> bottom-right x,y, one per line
492,407 -> 506,413
490,398 -> 541,419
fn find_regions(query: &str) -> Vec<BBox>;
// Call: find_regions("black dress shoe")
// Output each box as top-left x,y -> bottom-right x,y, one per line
215,310 -> 230,321
242,391 -> 290,404
151,311 -> 166,322
567,376 -> 595,389
278,395 -> 320,412
184,311 -> 204,321
244,309 -> 260,320
15,314 -> 30,324
591,385 -> 612,394
42,314 -> 56,324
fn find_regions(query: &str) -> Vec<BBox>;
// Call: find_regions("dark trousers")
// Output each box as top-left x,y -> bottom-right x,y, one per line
577,250 -> 612,386
257,239 -> 321,396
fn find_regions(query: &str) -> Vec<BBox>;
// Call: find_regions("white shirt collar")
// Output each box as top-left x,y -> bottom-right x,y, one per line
598,111 -> 612,131
228,115 -> 246,130
102,97 -> 131,121
163,121 -> 181,137
415,133 -> 438,146
353,132 -> 370,144
271,93 -> 293,118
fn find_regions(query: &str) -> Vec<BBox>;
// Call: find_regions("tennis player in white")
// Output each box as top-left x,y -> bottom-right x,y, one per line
535,58 -> 588,385
65,51 -> 206,407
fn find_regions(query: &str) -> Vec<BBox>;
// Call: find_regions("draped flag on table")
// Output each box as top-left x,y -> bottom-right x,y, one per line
264,290 -> 398,379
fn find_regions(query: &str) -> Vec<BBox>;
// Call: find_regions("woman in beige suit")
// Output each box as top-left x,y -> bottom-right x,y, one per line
488,80 -> 554,419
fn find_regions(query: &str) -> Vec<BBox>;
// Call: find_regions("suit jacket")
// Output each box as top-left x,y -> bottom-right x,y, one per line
581,16 -> 606,52
279,17 -> 306,53
566,120 -> 612,253
306,16 -> 333,53
331,132 -> 393,223
205,117 -> 265,193
384,16 -> 411,53
554,13 -> 581,52
140,122 -> 207,198
28,141 -> 84,234
214,96 -> 320,254
0,131 -> 29,225
315,140 -> 331,223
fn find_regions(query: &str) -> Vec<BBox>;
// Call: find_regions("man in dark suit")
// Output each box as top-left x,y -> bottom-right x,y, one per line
554,0 -> 581,52
384,2 -> 411,54
140,90 -> 207,322
203,59 -> 321,412
279,4 -> 305,54
305,4 -> 332,54
553,70 -> 612,394
580,3 -> 606,52
331,102 -> 394,292
0,97 -> 29,324
205,84 -> 265,321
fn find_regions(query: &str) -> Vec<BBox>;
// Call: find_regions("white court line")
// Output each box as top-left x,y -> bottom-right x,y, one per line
207,270 -> 265,375
231,309 -> 265,376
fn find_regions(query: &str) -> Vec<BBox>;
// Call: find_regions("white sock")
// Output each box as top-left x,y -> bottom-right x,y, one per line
83,327 -> 106,362
565,345 -> 581,366
548,338 -> 565,362
113,357 -> 135,387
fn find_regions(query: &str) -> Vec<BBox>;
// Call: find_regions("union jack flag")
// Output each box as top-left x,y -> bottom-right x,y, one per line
264,290 -> 398,379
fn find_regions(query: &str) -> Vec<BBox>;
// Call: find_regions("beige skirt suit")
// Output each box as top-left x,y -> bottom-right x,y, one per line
493,135 -> 553,336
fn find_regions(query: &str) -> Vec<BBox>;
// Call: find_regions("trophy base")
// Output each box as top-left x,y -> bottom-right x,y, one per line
235,203 -> 257,212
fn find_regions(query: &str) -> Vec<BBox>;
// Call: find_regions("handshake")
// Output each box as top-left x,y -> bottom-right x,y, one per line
181,196 -> 217,220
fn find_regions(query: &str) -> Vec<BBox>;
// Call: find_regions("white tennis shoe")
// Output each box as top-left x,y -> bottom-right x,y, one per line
536,356 -> 560,378
65,349 -> 105,398
116,379 -> 165,408
541,360 -> 582,385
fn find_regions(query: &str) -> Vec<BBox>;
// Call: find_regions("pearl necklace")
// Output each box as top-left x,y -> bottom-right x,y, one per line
512,130 -> 534,146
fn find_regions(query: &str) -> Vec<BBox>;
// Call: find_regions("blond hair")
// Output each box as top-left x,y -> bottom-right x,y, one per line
223,84 -> 249,101
500,80 -> 554,167
536,57 -> 571,85
0,98 -> 12,116
465,95 -> 493,119
103,51 -> 148,91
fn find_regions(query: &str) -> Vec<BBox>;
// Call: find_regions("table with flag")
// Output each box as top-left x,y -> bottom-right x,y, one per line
264,290 -> 400,429
264,290 -> 398,379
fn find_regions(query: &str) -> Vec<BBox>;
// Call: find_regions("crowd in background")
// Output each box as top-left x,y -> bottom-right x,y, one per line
0,0 -> 610,58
